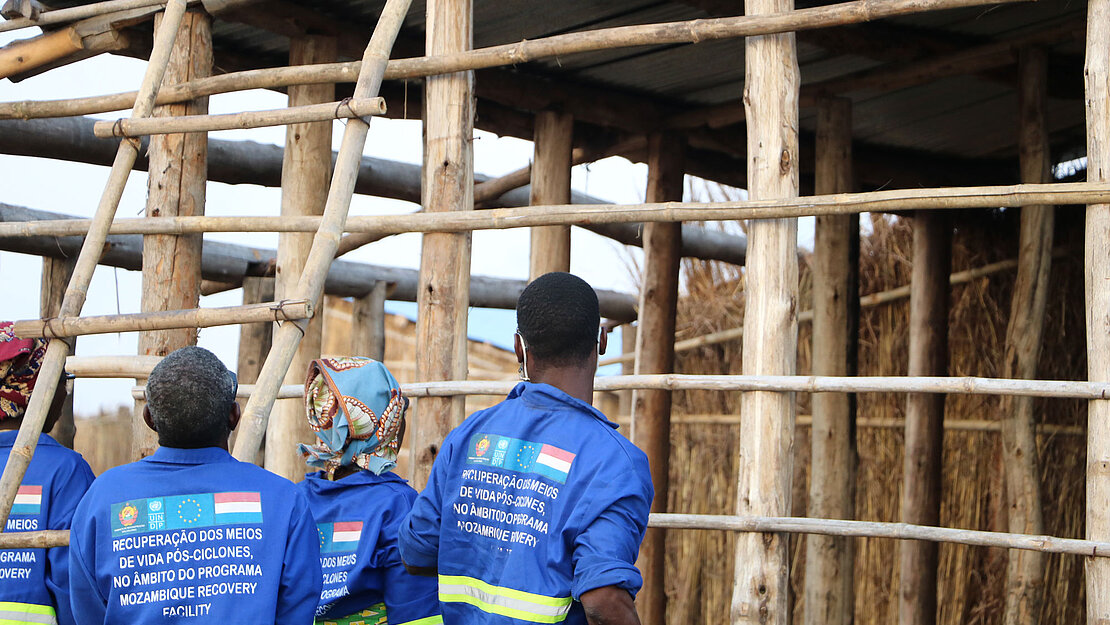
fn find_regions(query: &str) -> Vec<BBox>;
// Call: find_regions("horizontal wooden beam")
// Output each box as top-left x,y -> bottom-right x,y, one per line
4,183 -> 1103,237
91,97 -> 385,137
13,300 -> 312,338
0,204 -> 640,319
0,117 -> 750,264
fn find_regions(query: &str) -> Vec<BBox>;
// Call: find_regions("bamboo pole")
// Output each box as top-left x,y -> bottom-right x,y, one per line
8,513 -> 1110,556
3,183 -> 1105,238
0,0 -> 189,536
230,0 -> 412,465
39,256 -> 76,449
528,110 -> 573,279
267,34 -> 337,481
1001,47 -> 1053,625
0,0 -> 190,33
1085,0 -> 1110,619
13,300 -> 311,338
732,0 -> 799,620
351,281 -> 387,361
411,0 -> 473,489
131,373 -> 1110,401
0,0 -> 1029,121
91,97 -> 384,138
900,212 -> 952,625
632,132 -> 684,625
134,6 -> 210,460
805,96 -> 857,625
67,355 -> 163,378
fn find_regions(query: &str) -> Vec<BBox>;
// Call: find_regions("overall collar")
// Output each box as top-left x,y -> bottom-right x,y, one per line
508,382 -> 618,430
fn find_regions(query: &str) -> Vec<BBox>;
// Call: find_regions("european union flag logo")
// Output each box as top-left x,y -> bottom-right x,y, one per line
165,494 -> 215,529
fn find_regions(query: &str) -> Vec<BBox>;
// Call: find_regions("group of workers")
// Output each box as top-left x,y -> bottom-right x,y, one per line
0,272 -> 654,625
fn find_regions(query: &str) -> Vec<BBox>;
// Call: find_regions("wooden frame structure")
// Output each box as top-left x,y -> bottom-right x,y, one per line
0,0 -> 1107,623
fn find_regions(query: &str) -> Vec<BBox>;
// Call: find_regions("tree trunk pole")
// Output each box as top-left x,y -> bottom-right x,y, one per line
528,110 -> 573,279
730,0 -> 799,620
1085,0 -> 1110,620
352,281 -> 387,361
804,96 -> 858,625
133,7 -> 211,460
39,256 -> 76,448
1001,47 -> 1053,625
899,211 -> 952,625
265,34 -> 337,481
631,132 -> 684,625
411,0 -> 474,488
231,275 -> 273,465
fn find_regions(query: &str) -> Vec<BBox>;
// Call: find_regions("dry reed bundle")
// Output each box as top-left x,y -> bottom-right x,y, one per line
664,208 -> 1086,625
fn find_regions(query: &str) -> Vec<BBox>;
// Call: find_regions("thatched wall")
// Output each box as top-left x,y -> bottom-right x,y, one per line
664,210 -> 1086,625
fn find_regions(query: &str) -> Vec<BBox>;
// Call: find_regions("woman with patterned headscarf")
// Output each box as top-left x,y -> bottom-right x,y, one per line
0,322 -> 94,625
295,357 -> 442,625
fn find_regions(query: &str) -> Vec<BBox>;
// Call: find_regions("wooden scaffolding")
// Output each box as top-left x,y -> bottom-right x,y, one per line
1,0 -> 1109,623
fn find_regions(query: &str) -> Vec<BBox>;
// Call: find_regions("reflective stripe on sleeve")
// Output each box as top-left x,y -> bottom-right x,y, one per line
0,601 -> 58,625
438,575 -> 572,624
392,616 -> 444,625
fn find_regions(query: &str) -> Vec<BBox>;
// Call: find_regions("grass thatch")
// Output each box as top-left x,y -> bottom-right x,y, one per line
664,209 -> 1086,625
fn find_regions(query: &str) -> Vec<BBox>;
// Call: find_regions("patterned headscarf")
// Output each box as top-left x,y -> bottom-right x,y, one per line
0,322 -> 47,421
299,357 -> 408,477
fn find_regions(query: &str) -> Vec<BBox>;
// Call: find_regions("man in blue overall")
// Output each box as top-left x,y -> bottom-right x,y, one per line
399,272 -> 654,625
68,346 -> 322,625
0,322 -> 94,625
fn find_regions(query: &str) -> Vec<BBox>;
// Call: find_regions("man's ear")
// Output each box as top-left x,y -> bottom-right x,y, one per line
228,402 -> 242,432
598,329 -> 608,356
142,405 -> 156,433
514,332 -> 525,364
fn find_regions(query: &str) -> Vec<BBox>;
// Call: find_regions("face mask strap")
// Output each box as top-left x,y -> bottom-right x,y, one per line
515,331 -> 530,382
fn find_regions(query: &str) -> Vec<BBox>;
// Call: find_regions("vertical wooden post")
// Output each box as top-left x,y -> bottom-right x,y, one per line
804,96 -> 858,625
899,212 -> 951,625
412,0 -> 473,488
232,276 -> 273,465
266,34 -> 337,481
352,281 -> 388,361
731,0 -> 799,621
40,256 -> 76,449
1084,2 -> 1110,621
1001,47 -> 1053,625
134,8 -> 211,460
619,323 -> 638,423
237,276 -> 275,386
528,110 -> 573,280
631,132 -> 684,625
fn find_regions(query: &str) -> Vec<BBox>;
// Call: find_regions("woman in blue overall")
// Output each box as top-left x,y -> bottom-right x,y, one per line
296,357 -> 442,625
0,322 -> 94,625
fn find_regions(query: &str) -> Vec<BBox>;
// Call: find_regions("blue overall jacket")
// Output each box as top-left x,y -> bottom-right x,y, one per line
68,446 -> 322,625
398,382 -> 653,625
297,470 -> 442,625
0,431 -> 94,625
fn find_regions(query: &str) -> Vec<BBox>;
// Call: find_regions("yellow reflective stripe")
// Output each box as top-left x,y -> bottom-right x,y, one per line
438,575 -> 571,624
0,602 -> 57,625
393,616 -> 443,625
438,575 -> 572,608
0,605 -> 54,617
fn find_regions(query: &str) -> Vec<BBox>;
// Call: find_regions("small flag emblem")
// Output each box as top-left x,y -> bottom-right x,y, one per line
12,485 -> 41,516
213,492 -> 263,524
534,444 -> 575,483
318,521 -> 363,553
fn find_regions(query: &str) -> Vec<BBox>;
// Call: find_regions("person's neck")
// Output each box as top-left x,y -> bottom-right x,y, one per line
529,366 -> 595,405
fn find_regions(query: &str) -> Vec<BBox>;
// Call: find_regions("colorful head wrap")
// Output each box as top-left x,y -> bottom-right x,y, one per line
0,322 -> 47,421
299,357 -> 408,477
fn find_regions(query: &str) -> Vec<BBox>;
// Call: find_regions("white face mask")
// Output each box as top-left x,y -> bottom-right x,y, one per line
515,331 -> 530,382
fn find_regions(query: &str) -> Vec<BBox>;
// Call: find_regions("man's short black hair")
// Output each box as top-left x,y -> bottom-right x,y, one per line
516,272 -> 600,366
146,346 -> 237,448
